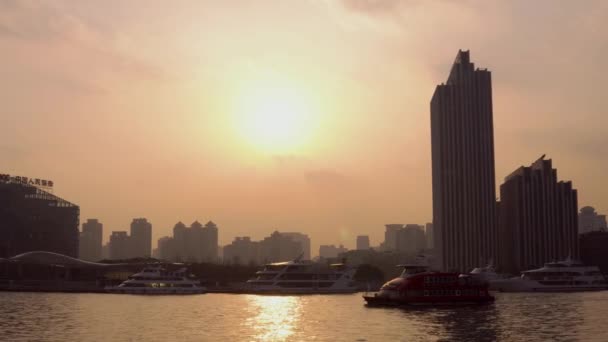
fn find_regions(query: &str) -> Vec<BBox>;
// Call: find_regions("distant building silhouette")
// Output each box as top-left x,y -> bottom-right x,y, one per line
130,218 -> 152,258
156,236 -> 174,260
281,232 -> 311,260
319,244 -> 348,259
0,177 -> 79,258
222,231 -> 309,265
155,220 -> 218,262
498,156 -> 579,274
580,231 -> 608,274
202,221 -> 219,262
223,236 -> 260,265
431,50 -> 498,271
396,225 -> 426,254
109,231 -> 131,260
79,219 -> 103,261
425,223 -> 434,249
578,206 -> 607,234
381,224 -> 427,254
258,231 -> 304,263
383,224 -> 403,251
356,235 -> 370,250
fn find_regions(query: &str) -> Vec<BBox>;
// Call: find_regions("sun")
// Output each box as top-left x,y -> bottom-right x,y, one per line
232,74 -> 319,153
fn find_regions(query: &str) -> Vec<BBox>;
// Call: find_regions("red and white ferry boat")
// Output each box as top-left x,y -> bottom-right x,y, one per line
363,264 -> 494,306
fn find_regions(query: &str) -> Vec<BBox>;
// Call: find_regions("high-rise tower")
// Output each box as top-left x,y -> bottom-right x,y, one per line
431,50 -> 498,272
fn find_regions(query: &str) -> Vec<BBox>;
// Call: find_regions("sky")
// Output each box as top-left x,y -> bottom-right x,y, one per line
1,0 -> 607,254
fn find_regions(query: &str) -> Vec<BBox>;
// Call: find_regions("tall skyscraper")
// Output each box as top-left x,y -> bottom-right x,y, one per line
79,219 -> 103,261
202,221 -> 219,262
431,50 -> 498,272
425,223 -> 434,250
498,156 -> 579,273
130,218 -> 152,258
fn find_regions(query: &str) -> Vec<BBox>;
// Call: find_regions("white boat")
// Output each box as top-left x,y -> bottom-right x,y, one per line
245,257 -> 358,294
491,258 -> 607,292
105,265 -> 206,294
470,263 -> 507,283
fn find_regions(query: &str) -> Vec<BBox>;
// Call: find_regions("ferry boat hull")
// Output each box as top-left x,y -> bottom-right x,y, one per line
491,278 -> 607,293
105,287 -> 206,295
362,265 -> 495,307
245,287 -> 358,295
104,265 -> 206,295
363,294 -> 494,306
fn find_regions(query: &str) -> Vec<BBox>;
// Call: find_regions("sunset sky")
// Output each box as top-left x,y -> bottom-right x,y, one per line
2,0 -> 607,253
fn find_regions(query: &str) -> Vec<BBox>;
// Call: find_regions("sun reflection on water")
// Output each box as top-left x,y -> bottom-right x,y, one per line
245,295 -> 302,341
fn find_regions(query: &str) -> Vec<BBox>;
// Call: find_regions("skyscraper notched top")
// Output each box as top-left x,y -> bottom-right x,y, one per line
431,50 -> 498,272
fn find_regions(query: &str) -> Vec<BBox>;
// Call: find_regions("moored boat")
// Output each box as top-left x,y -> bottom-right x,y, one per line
491,258 -> 607,292
105,265 -> 206,294
245,256 -> 358,294
363,265 -> 494,306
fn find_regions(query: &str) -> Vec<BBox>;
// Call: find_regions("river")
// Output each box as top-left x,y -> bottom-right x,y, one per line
0,291 -> 606,341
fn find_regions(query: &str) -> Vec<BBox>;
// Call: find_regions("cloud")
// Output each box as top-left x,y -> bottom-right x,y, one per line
0,0 -> 170,94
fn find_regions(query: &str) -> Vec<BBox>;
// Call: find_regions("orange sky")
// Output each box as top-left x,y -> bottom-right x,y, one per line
1,1 -> 607,253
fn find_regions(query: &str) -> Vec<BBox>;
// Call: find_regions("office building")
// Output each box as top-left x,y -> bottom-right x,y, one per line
109,231 -> 131,260
79,219 -> 103,261
384,224 -> 403,251
431,50 -> 498,271
281,232 -> 311,260
157,236 -> 176,261
580,231 -> 608,274
319,244 -> 348,259
396,224 -> 426,254
356,235 -> 370,250
425,223 -> 434,249
223,236 -> 260,265
258,231 -> 303,263
130,218 -> 152,258
0,175 -> 79,258
156,220 -> 219,262
578,206 -> 607,234
498,156 -> 578,274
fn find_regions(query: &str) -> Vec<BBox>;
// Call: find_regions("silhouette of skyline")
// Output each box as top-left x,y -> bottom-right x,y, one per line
1,1 -> 607,255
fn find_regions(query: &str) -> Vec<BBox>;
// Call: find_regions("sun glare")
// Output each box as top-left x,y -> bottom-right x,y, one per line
233,74 -> 319,153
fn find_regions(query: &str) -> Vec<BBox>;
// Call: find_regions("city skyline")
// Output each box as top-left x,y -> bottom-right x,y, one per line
2,1 -> 608,254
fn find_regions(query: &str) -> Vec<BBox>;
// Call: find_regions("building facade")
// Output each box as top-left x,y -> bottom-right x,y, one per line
580,231 -> 608,274
109,231 -> 131,260
383,224 -> 403,251
258,231 -> 303,263
425,223 -> 434,249
223,236 -> 260,265
431,50 -> 498,271
396,225 -> 427,254
356,235 -> 370,250
0,177 -> 79,258
498,156 -> 579,274
130,218 -> 152,258
79,219 -> 103,261
578,206 -> 607,234
319,244 -> 348,259
281,232 -> 311,260
155,220 -> 219,263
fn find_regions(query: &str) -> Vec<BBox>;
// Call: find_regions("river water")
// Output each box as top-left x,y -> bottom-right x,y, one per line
0,291 -> 607,341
